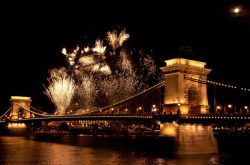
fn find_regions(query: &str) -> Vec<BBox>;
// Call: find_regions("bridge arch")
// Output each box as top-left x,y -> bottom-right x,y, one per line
9,96 -> 32,120
188,85 -> 200,114
160,58 -> 211,115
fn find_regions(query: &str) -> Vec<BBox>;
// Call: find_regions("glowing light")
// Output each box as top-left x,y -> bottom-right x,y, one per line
120,50 -> 132,73
44,73 -> 75,115
216,105 -> 222,110
79,56 -> 95,66
92,64 -> 100,71
100,64 -> 112,75
118,29 -> 130,47
8,123 -> 26,128
92,39 -> 106,55
228,104 -> 232,108
165,58 -> 206,68
84,46 -> 90,52
76,76 -> 96,110
107,29 -> 130,54
61,48 -> 67,55
107,30 -> 117,50
47,28 -> 160,114
233,7 -> 241,14
160,123 -> 178,137
10,96 -> 31,101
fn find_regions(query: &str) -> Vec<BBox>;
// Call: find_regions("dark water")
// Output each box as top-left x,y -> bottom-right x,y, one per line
0,135 -> 249,165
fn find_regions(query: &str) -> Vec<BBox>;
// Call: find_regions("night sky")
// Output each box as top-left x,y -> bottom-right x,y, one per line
0,1 -> 249,112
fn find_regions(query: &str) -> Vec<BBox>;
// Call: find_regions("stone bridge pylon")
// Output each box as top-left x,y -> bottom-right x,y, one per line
9,96 -> 32,120
160,58 -> 211,115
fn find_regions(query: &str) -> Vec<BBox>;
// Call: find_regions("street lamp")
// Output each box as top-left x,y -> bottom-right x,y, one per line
227,104 -> 234,114
244,106 -> 248,114
177,103 -> 181,117
230,5 -> 247,18
216,105 -> 221,110
216,105 -> 222,114
233,7 -> 241,14
152,104 -> 157,112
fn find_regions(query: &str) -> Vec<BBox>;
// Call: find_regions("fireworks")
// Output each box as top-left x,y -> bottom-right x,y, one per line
79,56 -> 95,66
44,72 -> 76,115
75,76 -> 97,109
44,28 -> 161,115
107,29 -> 130,54
118,29 -> 130,47
120,49 -> 132,73
92,39 -> 106,55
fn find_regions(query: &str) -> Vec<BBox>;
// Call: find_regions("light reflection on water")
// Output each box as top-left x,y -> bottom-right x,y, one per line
1,122 -> 250,165
0,135 -> 243,165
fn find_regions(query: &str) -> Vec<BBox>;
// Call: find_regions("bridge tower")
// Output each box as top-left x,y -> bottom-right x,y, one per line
9,96 -> 32,120
160,58 -> 211,115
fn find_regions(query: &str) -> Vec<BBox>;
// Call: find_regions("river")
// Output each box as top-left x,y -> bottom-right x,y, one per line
0,124 -> 250,165
0,135 -> 249,164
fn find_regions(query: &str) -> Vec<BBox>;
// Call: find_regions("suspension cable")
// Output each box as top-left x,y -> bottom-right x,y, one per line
185,75 -> 250,92
14,103 -> 53,117
96,81 -> 165,113
0,108 -> 11,119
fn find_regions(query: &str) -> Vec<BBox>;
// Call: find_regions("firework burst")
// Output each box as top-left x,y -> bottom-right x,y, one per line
44,28 -> 161,114
107,29 -> 130,54
92,39 -> 106,55
44,71 -> 76,115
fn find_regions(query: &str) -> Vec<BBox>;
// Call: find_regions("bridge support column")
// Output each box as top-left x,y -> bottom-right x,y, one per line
10,96 -> 32,120
160,58 -> 211,115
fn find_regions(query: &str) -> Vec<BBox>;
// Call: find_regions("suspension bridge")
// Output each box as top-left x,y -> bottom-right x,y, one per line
0,58 -> 249,125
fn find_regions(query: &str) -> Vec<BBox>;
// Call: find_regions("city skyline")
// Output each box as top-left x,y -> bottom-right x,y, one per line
0,1 -> 249,111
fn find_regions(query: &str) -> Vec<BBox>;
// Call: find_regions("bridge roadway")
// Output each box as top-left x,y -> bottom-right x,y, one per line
4,115 -> 154,123
2,114 -> 250,124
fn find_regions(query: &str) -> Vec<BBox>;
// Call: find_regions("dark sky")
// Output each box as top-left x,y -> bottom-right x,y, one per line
0,0 -> 249,112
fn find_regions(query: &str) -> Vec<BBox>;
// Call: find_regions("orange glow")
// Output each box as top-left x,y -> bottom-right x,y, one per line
180,105 -> 189,115
10,96 -> 31,101
233,7 -> 240,13
92,39 -> 106,54
160,123 -> 178,137
216,105 -> 222,110
8,123 -> 26,128
165,58 -> 206,68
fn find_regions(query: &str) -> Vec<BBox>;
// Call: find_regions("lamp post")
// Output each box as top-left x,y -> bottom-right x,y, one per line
216,105 -> 222,114
177,103 -> 181,117
244,106 -> 248,114
228,104 -> 232,114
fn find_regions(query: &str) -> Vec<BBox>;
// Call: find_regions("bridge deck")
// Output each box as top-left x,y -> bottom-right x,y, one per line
7,115 -> 154,123
2,114 -> 250,124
